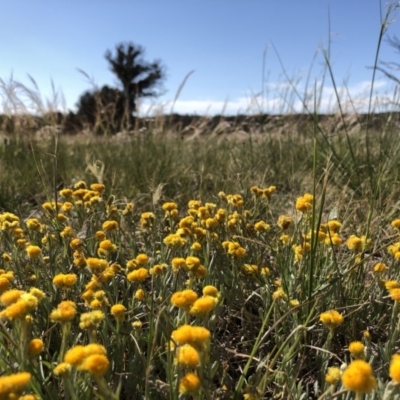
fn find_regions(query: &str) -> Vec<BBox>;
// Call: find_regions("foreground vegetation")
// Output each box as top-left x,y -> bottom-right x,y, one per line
1,109 -> 400,399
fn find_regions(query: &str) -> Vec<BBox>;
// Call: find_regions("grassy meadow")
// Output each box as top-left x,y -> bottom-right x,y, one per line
2,10 -> 400,400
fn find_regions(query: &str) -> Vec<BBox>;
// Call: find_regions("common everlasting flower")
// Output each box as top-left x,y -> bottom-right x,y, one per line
179,373 -> 200,395
341,360 -> 376,394
390,354 -> 400,383
325,367 -> 341,385
320,310 -> 344,330
189,296 -> 217,315
50,300 -> 77,323
171,290 -> 198,309
176,344 -> 200,368
28,338 -> 44,356
348,341 -> 365,359
26,245 -> 42,259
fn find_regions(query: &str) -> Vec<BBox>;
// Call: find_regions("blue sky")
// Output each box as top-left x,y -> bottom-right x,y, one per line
0,1 -> 399,115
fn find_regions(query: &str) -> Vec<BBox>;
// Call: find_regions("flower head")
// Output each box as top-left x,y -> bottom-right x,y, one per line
189,296 -> 217,315
341,360 -> 376,394
28,338 -> 44,356
320,310 -> 344,330
176,344 -> 200,368
325,367 -> 341,385
390,354 -> 400,383
110,304 -> 126,320
179,373 -> 200,395
50,300 -> 77,323
348,341 -> 365,359
79,354 -> 110,377
171,290 -> 198,309
26,245 -> 42,259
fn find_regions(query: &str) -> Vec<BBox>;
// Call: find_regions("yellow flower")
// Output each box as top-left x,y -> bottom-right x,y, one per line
140,212 -> 155,228
254,221 -> 270,233
79,310 -> 105,330
171,325 -> 211,348
341,360 -> 376,394
0,372 -> 31,397
60,188 -> 73,198
277,215 -> 293,230
110,304 -> 126,320
28,338 -> 44,356
171,257 -> 187,273
163,233 -> 187,247
176,344 -> 200,368
179,372 -> 200,395
202,285 -> 219,298
86,257 -> 109,275
272,288 -> 287,301
127,268 -> 149,283
98,239 -> 117,253
390,354 -> 400,383
391,219 -> 400,230
226,241 -> 246,258
149,263 -> 167,275
289,299 -> 300,307
132,321 -> 142,330
26,218 -> 41,231
54,362 -> 72,376
373,262 -> 387,273
295,194 -> 313,213
102,220 -> 118,231
190,296 -> 217,315
0,289 -> 24,306
79,354 -> 110,377
390,288 -> 400,302
135,289 -> 145,301
171,290 -> 198,309
136,253 -> 149,265
186,256 -> 200,270
26,245 -> 42,259
69,238 -> 84,251
64,345 -> 86,365
385,280 -> 399,290
348,341 -> 365,359
327,220 -> 342,233
53,273 -> 77,288
92,231 -> 105,243
50,300 -> 77,323
325,367 -> 341,385
320,310 -> 344,330
60,226 -> 74,238
347,235 -> 363,252
90,183 -> 105,193
262,185 -> 276,199
0,293 -> 39,320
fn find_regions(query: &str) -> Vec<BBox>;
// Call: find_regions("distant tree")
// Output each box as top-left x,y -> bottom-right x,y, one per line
76,85 -> 125,134
105,42 -> 165,127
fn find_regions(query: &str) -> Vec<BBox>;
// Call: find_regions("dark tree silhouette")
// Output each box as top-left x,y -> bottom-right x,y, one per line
105,42 -> 165,127
76,85 -> 126,134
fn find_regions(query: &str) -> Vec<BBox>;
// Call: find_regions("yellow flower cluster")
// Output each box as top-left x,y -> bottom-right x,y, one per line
295,193 -> 313,213
62,344 -> 109,377
0,288 -> 44,320
250,185 -> 276,199
222,241 -> 246,258
50,300 -> 77,323
0,372 -> 31,398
